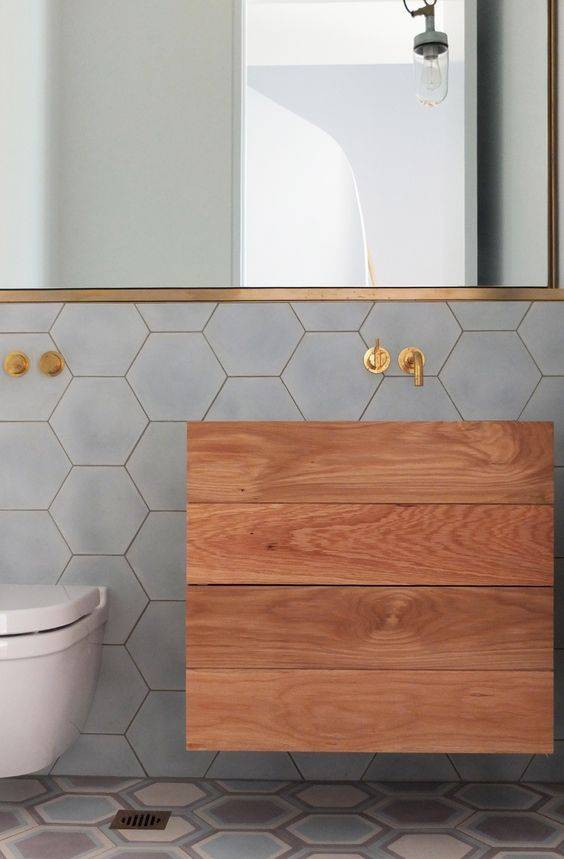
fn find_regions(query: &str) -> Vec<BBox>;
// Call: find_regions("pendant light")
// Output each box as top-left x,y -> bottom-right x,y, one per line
403,0 -> 449,107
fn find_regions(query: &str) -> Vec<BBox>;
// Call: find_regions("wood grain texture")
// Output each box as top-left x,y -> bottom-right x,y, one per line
187,586 -> 553,670
187,422 -> 554,505
186,669 -> 553,753
187,503 -> 553,585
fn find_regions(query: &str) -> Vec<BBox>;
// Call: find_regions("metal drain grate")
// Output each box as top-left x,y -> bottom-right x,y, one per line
110,809 -> 171,830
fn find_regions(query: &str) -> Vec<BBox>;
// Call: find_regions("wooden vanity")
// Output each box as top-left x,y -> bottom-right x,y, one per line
186,421 -> 554,753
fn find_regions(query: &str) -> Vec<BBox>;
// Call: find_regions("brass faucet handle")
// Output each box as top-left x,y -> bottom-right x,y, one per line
398,347 -> 425,387
364,339 -> 391,375
39,351 -> 65,377
4,351 -> 30,377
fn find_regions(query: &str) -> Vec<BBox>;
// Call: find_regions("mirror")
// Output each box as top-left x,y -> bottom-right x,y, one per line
0,0 -> 553,291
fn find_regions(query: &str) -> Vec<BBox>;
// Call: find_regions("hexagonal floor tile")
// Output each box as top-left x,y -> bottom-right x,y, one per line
51,467 -> 147,553
51,304 -> 147,376
192,831 -> 290,859
294,785 -> 370,809
518,302 -> 564,374
455,783 -> 541,810
215,782 -> 289,794
204,303 -> 303,375
460,811 -> 562,848
126,423 -> 186,510
0,805 -> 35,839
0,424 -> 70,509
101,849 -> 188,858
196,796 -> 298,830
0,333 -> 71,420
369,797 -> 470,829
127,333 -> 225,420
288,814 -> 379,846
2,824 -> 113,858
0,512 -> 70,585
114,815 -> 194,843
127,602 -> 184,689
133,781 -> 207,808
0,779 -> 49,803
127,512 -> 185,600
53,777 -> 142,794
385,832 -> 475,859
51,378 -> 147,465
537,795 -> 564,823
282,333 -> 380,420
35,793 -> 120,824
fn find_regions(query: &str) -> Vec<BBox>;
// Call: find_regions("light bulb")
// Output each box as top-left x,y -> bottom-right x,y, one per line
414,42 -> 449,107
421,50 -> 442,92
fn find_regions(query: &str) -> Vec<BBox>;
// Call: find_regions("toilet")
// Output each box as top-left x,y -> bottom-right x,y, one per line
0,584 -> 108,777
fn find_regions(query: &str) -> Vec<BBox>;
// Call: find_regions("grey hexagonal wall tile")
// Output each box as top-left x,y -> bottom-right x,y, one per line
291,301 -> 373,331
127,602 -> 184,689
204,303 -> 303,375
127,423 -> 186,510
61,556 -> 147,644
519,302 -> 564,374
449,301 -> 530,330
51,304 -> 148,375
0,303 -> 62,331
363,754 -> 459,782
291,753 -> 373,782
282,333 -> 380,420
51,378 -> 148,465
360,303 -> 460,376
206,753 -> 301,781
556,468 -> 564,558
127,512 -> 185,599
0,424 -> 70,509
137,302 -> 216,331
84,646 -> 147,733
52,735 -> 144,777
0,334 -> 71,420
127,333 -> 225,420
128,692 -> 215,777
556,559 -> 564,649
362,378 -> 459,421
51,467 -> 147,554
206,378 -> 303,421
0,511 -> 70,584
520,378 -> 564,465
441,333 -> 541,419
522,741 -> 564,782
450,754 -> 531,782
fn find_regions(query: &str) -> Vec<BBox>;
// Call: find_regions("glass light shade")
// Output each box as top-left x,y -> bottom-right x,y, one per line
414,43 -> 449,107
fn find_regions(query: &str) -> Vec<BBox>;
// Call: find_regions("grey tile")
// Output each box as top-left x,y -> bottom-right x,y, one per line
291,753 -> 373,781
0,303 -> 62,332
51,467 -> 147,554
50,378 -> 148,465
449,301 -> 530,330
127,512 -> 185,600
556,469 -> 564,558
282,333 -> 380,420
127,423 -> 186,511
291,302 -> 372,331
0,334 -> 71,420
454,783 -> 541,810
127,333 -> 225,420
206,753 -> 301,781
362,377 -> 460,421
84,646 -> 147,733
61,556 -> 148,644
522,742 -> 564,782
204,304 -> 303,375
555,651 -> 564,739
137,302 -> 216,331
450,754 -> 531,781
519,302 -> 564,374
0,424 -> 70,509
520,378 -> 564,466
51,304 -> 148,375
127,601 -> 184,689
127,692 -> 214,777
363,754 -> 459,781
360,303 -> 460,375
0,511 -> 70,584
206,378 -> 303,421
441,333 -> 541,419
52,735 -> 144,777
556,560 -> 564,648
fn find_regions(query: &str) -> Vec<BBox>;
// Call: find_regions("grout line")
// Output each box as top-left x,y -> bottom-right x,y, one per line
203,751 -> 220,778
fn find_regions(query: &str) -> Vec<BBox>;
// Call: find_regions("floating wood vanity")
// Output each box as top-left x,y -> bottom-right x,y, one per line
186,421 -> 554,754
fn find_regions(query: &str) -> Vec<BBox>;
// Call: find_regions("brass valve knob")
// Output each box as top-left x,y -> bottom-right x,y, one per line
4,352 -> 29,377
363,339 -> 391,375
39,351 -> 65,377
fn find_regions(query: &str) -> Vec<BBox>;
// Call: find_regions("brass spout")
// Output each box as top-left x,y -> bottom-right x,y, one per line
398,347 -> 425,387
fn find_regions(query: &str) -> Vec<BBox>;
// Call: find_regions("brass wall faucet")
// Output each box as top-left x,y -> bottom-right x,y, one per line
398,347 -> 425,386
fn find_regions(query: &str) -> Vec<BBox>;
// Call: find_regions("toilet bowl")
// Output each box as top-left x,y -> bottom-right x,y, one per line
0,584 -> 108,777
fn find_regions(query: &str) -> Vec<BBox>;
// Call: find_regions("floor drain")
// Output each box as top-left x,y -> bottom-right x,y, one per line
110,809 -> 171,830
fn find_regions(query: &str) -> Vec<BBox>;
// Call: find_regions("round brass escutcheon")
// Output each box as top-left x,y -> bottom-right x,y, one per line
39,351 -> 65,377
364,345 -> 391,374
398,346 -> 426,373
4,351 -> 30,377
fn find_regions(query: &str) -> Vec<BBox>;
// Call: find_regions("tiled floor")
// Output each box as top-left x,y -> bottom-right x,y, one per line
0,778 -> 563,858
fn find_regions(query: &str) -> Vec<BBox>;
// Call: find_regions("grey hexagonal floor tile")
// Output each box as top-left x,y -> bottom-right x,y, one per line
0,805 -> 35,839
0,424 -> 70,509
520,378 -> 564,465
519,302 -> 564,374
288,813 -> 380,845
0,511 -> 70,584
51,378 -> 147,465
293,785 -> 370,810
369,796 -> 470,829
132,781 -> 208,808
204,303 -> 303,375
51,467 -> 147,554
2,824 -> 114,857
0,333 -> 71,420
360,302 -> 460,375
283,333 -> 380,420
454,784 -> 541,810
362,377 -> 459,421
441,332 -> 541,419
61,556 -> 147,644
127,512 -> 185,599
83,646 -> 147,733
137,302 -> 216,331
206,378 -> 303,421
51,304 -> 148,375
127,333 -> 225,420
460,810 -> 562,848
384,831 -> 476,859
127,602 -> 184,689
35,793 -> 120,824
192,831 -> 290,859
127,423 -> 186,510
196,795 -> 298,830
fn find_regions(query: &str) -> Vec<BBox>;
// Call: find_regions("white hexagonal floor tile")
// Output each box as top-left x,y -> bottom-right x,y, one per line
0,333 -> 71,420
0,424 -> 70,509
133,781 -> 207,808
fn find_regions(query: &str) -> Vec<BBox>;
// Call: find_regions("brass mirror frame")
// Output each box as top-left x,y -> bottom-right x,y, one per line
1,0 -> 559,303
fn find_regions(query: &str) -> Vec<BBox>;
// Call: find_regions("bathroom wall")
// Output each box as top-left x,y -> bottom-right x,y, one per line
0,298 -> 562,782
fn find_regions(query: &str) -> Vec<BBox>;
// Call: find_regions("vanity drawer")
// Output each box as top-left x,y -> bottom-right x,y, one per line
186,668 -> 553,753
187,585 -> 553,671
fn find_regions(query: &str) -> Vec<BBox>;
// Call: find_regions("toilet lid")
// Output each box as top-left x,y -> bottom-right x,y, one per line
0,585 -> 102,635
